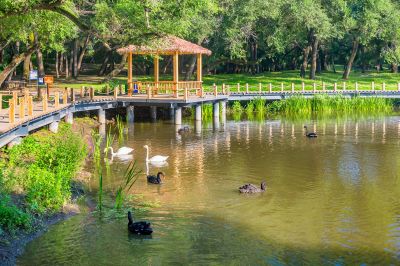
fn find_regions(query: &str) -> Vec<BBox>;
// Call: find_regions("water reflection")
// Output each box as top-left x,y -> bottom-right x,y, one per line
18,115 -> 400,265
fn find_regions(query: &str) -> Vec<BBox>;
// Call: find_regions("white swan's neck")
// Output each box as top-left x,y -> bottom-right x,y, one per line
109,147 -> 116,156
145,146 -> 149,161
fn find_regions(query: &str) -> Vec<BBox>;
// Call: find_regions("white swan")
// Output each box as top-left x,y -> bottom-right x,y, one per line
104,146 -> 133,156
143,145 -> 168,163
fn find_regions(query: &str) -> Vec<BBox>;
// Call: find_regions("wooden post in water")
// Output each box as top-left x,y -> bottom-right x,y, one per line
54,92 -> 60,108
246,83 -> 249,94
237,83 -> 240,93
371,82 -> 375,91
334,83 -> 337,92
70,88 -> 75,102
19,97 -> 25,119
269,83 -> 272,93
9,99 -> 15,124
301,82 -> 305,93
258,83 -> 262,93
291,83 -> 295,93
382,82 -> 386,91
313,83 -> 316,93
28,96 -> 33,117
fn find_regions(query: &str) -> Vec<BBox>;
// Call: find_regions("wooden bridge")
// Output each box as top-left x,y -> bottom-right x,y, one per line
1,83 -> 400,148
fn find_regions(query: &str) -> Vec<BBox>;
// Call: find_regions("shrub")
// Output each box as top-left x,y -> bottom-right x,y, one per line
0,195 -> 30,232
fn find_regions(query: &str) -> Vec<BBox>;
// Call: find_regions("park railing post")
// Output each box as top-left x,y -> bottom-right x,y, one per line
54,92 -> 60,108
80,86 -> 85,98
343,82 -> 346,91
246,83 -> 249,94
302,82 -> 305,93
322,82 -> 326,92
114,87 -> 118,99
43,93 -> 48,112
19,97 -> 25,119
214,84 -> 218,97
62,91 -> 68,104
334,83 -> 337,92
382,82 -> 386,91
70,88 -> 75,102
237,83 -> 240,93
355,82 -> 358,92
12,91 -> 18,108
259,83 -> 262,93
226,85 -> 230,95
222,83 -> 226,95
281,83 -> 284,92
9,99 -> 15,124
147,84 -> 151,99
269,83 -> 272,93
313,83 -> 316,93
291,83 -> 295,93
90,87 -> 94,100
28,96 -> 33,117
371,82 -> 375,92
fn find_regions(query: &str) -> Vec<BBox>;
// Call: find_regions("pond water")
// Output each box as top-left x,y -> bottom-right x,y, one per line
18,115 -> 400,265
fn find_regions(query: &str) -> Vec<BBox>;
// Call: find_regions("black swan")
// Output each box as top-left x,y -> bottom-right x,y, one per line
128,211 -> 153,235
178,126 -> 190,134
239,181 -> 267,193
304,126 -> 317,138
147,172 -> 165,184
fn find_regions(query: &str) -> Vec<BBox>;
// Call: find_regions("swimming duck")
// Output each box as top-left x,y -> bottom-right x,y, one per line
177,126 -> 190,134
304,126 -> 317,138
128,211 -> 153,235
147,172 -> 165,184
239,181 -> 266,193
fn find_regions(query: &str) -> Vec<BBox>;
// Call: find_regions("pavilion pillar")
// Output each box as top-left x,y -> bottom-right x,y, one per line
197,54 -> 202,96
128,52 -> 133,96
154,55 -> 159,94
173,52 -> 179,98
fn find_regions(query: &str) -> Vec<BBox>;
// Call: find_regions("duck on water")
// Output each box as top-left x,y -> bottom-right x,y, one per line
239,181 -> 267,193
128,211 -> 153,235
304,126 -> 317,138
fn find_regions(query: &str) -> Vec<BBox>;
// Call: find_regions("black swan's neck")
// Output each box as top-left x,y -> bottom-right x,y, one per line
128,211 -> 133,224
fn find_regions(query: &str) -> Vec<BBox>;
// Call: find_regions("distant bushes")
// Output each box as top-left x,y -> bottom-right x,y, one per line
0,123 -> 87,232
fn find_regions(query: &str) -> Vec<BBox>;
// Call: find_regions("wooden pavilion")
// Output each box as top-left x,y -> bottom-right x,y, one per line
117,35 -> 212,98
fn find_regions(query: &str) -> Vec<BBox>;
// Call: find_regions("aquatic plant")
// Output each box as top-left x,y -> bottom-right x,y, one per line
202,104 -> 213,120
245,101 -> 255,114
104,126 -> 115,157
98,173 -> 103,211
91,130 -> 102,167
252,97 -> 267,113
115,161 -> 141,210
116,115 -> 125,143
231,101 -> 243,113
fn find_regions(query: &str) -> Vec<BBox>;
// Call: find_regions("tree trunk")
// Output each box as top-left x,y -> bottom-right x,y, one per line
300,46 -> 310,78
23,47 -> 31,81
102,54 -> 128,82
342,38 -> 359,79
69,48 -> 73,77
59,53 -> 64,73
73,38 -> 78,78
0,46 -> 37,87
392,63 -> 398,73
36,47 -> 45,77
77,34 -> 90,74
65,53 -> 69,78
309,32 -> 319,80
332,57 -> 336,73
55,52 -> 59,78
184,55 -> 197,80
98,51 -> 111,76
162,57 -> 172,74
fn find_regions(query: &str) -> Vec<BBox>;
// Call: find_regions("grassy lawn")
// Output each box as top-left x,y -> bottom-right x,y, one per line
52,69 -> 400,92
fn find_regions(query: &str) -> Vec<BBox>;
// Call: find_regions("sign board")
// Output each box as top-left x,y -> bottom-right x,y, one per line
44,75 -> 54,84
38,78 -> 44,85
29,70 -> 38,80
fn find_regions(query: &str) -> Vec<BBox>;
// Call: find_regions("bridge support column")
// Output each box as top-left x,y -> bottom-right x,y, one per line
195,120 -> 202,135
98,109 -> 106,124
195,104 -> 202,121
7,137 -> 22,149
127,106 -> 134,123
65,112 -> 73,124
213,102 -> 220,130
175,107 -> 182,125
49,121 -> 59,133
169,107 -> 175,122
150,106 -> 157,122
221,101 -> 227,126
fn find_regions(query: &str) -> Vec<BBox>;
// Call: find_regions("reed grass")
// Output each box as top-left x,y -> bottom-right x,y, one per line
115,161 -> 141,210
252,98 -> 267,113
202,104 -> 213,120
245,101 -> 255,114
231,101 -> 243,113
116,115 -> 125,143
104,126 -> 115,157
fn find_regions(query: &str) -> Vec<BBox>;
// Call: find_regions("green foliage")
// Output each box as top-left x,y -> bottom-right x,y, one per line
0,195 -> 30,232
245,101 -> 254,114
252,98 -> 267,113
5,123 -> 87,214
231,101 -> 243,113
115,161 -> 141,210
116,115 -> 125,143
202,104 -> 213,120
